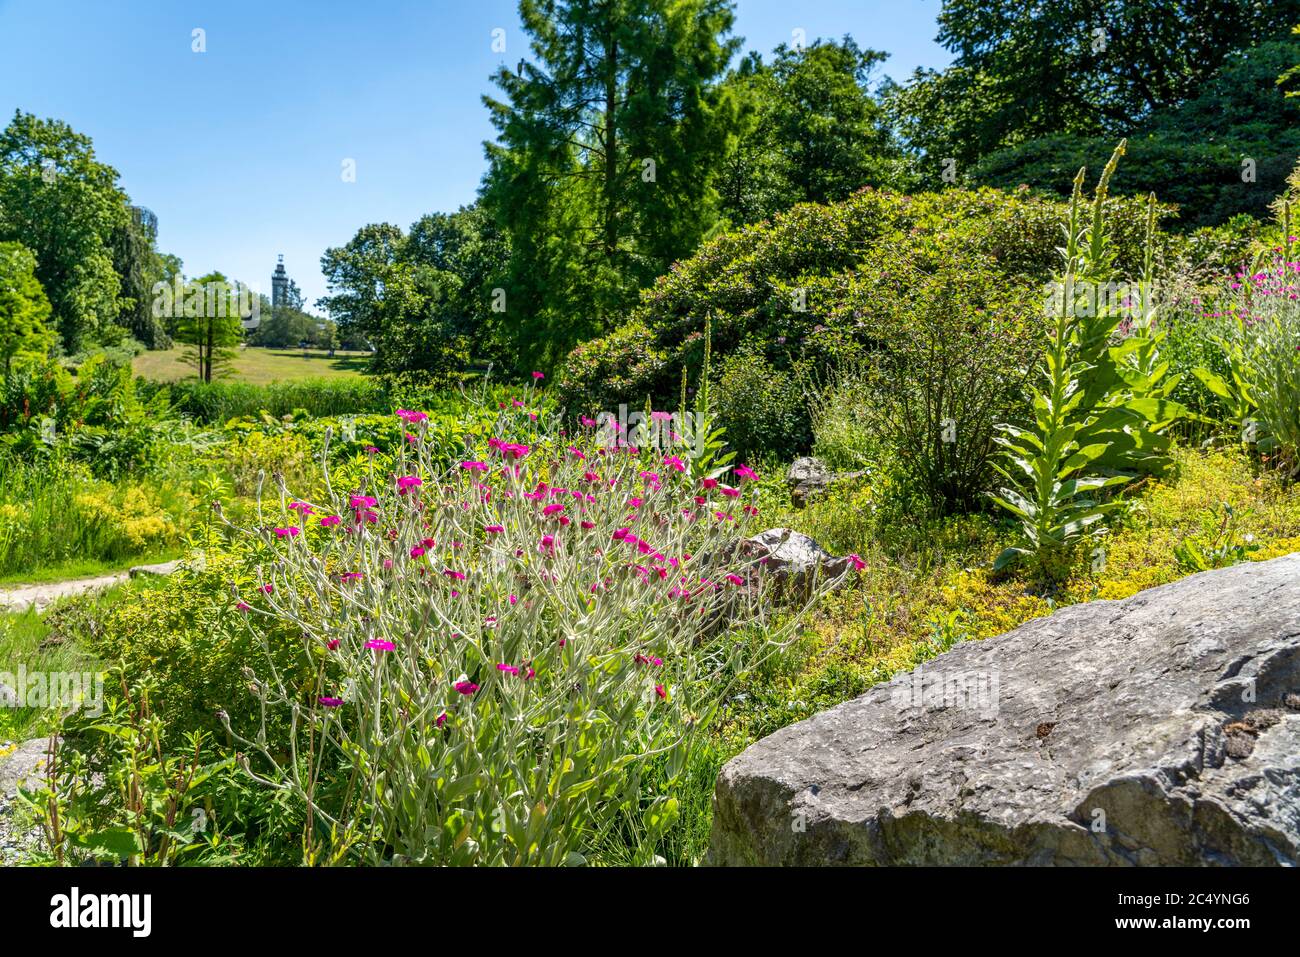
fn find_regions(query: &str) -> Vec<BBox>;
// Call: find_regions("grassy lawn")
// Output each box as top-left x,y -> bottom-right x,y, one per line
133,345 -> 372,385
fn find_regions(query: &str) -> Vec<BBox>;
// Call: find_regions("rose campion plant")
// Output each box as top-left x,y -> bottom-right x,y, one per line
220,399 -> 830,865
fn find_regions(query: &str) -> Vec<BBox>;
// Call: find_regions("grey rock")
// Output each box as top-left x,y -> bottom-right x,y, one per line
786,456 -> 866,508
0,737 -> 57,798
128,558 -> 183,578
708,552 -> 1300,866
741,528 -> 854,596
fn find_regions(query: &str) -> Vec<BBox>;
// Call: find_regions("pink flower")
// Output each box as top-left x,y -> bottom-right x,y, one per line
580,520 -> 595,530
288,501 -> 313,515
567,446 -> 585,460
496,663 -> 520,675
320,514 -> 342,527
260,584 -> 274,594
366,639 -> 396,652
612,527 -> 631,542
580,416 -> 597,427
396,475 -> 423,493
454,680 -> 479,695
725,574 -> 745,586
443,569 -> 466,580
236,601 -> 251,612
364,446 -> 379,454
664,455 -> 686,472
508,594 -> 518,605
485,524 -> 504,534
701,478 -> 718,490
410,546 -> 426,559
734,465 -> 757,482
327,639 -> 341,650
436,712 -> 449,728
543,503 -> 565,516
460,460 -> 489,471
846,553 -> 866,571
539,534 -> 556,553
720,486 -> 740,498
350,495 -> 377,509
655,684 -> 667,700
341,572 -> 364,582
318,697 -> 343,708
274,526 -> 300,538
396,409 -> 429,424
532,371 -> 545,380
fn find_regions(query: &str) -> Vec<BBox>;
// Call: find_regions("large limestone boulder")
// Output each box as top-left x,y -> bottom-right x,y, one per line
708,553 -> 1300,866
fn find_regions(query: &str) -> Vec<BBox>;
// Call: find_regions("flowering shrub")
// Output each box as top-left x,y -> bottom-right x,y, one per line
219,397 -> 827,865
1197,239 -> 1300,477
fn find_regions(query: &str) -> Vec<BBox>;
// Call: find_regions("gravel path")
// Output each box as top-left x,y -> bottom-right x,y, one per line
0,738 -> 53,865
0,559 -> 182,614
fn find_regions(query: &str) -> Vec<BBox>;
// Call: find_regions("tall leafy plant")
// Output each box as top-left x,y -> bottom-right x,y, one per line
991,141 -> 1185,579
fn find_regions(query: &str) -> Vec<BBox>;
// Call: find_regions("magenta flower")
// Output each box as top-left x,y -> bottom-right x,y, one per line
485,524 -> 504,534
236,601 -> 251,612
443,569 -> 466,580
664,455 -> 686,472
539,533 -> 556,553
364,446 -> 380,454
543,503 -> 565,516
436,712 -> 449,728
350,495 -> 378,509
274,526 -> 301,538
580,416 -> 597,427
396,475 -> 423,493
734,465 -> 758,482
460,460 -> 489,471
288,501 -> 314,515
260,583 -> 274,594
410,546 -> 426,559
655,684 -> 667,700
454,680 -> 479,695
496,663 -> 520,676
319,697 -> 343,708
532,371 -> 545,380
720,486 -> 740,498
725,573 -> 745,586
701,478 -> 718,490
320,514 -> 342,527
846,553 -> 866,571
366,639 -> 395,652
327,639 -> 341,650
396,408 -> 429,424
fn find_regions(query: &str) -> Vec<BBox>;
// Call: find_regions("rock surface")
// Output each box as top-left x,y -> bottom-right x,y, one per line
742,528 -> 853,596
0,738 -> 55,865
786,456 -> 865,508
708,552 -> 1300,866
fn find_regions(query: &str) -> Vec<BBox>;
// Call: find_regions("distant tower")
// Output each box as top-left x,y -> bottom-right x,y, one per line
271,254 -> 289,311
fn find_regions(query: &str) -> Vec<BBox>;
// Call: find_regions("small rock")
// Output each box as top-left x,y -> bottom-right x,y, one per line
741,528 -> 853,595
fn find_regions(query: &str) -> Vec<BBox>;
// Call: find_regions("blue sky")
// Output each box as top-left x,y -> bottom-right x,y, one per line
0,0 -> 949,308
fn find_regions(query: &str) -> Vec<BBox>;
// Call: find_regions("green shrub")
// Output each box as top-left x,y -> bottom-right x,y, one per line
712,345 -> 809,462
558,184 -> 1164,439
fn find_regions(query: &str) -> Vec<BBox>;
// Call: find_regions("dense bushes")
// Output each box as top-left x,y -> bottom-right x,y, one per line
558,185 -> 1165,461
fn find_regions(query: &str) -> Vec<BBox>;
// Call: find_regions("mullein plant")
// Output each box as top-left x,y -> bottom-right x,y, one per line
215,390 -> 828,866
990,141 -> 1187,580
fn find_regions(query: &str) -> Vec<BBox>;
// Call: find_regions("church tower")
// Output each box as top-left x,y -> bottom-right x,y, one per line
271,254 -> 289,311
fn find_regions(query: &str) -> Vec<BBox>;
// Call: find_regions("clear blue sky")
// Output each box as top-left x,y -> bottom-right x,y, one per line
0,0 -> 949,309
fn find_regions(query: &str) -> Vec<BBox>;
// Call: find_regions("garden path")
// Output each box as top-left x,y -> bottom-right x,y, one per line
0,560 -> 182,613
